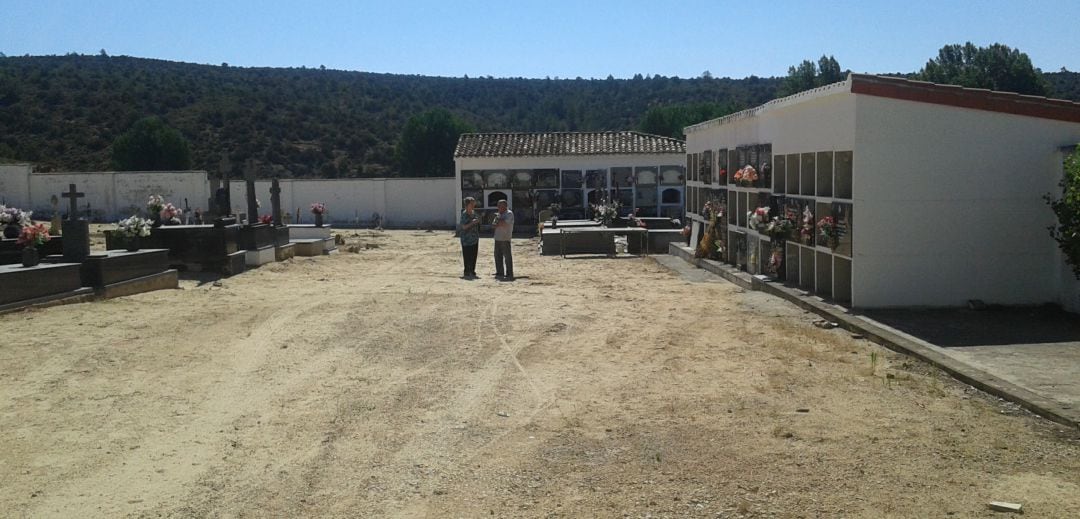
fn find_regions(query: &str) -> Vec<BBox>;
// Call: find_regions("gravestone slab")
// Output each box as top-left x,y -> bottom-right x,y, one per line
0,262 -> 84,306
0,237 -> 64,265
61,220 -> 91,263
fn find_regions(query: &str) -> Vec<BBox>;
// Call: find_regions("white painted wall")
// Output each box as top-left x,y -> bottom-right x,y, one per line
228,177 -> 456,227
853,95 -> 1080,308
0,166 -> 456,227
0,164 -> 32,208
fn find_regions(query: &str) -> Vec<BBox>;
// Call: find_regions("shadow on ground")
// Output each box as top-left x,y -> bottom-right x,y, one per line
864,305 -> 1080,347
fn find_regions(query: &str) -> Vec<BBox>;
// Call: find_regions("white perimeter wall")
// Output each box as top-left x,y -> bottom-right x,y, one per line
0,166 -> 456,227
853,95 -> 1080,308
227,177 -> 455,227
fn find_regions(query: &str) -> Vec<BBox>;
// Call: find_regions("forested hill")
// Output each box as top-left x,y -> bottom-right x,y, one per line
0,55 -> 779,177
1,55 -> 1077,178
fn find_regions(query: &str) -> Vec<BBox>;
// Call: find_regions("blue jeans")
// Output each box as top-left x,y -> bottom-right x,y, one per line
494,240 -> 513,278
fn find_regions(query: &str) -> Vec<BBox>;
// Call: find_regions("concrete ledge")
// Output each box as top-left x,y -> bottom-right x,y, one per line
275,243 -> 296,262
667,246 -> 1080,430
0,287 -> 96,315
293,239 -> 325,257
96,269 -> 179,299
245,245 -> 276,267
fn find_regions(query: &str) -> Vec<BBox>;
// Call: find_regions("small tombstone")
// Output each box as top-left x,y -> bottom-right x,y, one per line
49,195 -> 62,235
269,179 -> 283,227
59,183 -> 90,262
244,160 -> 259,225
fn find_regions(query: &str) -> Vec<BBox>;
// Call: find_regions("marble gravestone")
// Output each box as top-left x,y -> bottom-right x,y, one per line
60,183 -> 90,262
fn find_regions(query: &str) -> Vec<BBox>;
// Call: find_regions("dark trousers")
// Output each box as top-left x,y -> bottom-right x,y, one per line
494,240 -> 513,277
461,243 -> 478,276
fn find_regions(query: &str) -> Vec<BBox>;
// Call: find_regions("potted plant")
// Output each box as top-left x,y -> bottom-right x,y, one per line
1,206 -> 31,239
16,223 -> 50,267
147,195 -> 165,227
764,216 -> 794,240
159,203 -> 183,225
116,215 -> 153,252
310,202 -> 327,227
590,199 -> 620,227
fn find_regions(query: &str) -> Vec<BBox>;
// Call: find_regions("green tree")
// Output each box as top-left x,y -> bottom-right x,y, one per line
917,42 -> 1049,96
1047,146 -> 1080,278
638,102 -> 740,140
777,55 -> 845,97
110,116 -> 192,170
395,108 -> 474,177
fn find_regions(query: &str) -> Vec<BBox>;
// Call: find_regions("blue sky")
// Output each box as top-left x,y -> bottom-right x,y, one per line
1,0 -> 1077,79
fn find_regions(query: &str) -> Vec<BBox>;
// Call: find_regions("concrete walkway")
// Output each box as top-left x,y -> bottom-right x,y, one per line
662,245 -> 1080,429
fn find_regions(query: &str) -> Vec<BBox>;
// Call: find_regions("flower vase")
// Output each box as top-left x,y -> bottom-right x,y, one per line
150,213 -> 162,228
314,212 -> 324,228
3,224 -> 20,239
125,236 -> 141,252
21,246 -> 39,267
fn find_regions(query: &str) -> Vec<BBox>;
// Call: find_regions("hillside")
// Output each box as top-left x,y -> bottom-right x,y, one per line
0,55 -> 779,177
1,55 -> 1076,178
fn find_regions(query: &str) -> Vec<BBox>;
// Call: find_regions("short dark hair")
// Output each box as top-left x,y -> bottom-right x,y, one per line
463,196 -> 476,206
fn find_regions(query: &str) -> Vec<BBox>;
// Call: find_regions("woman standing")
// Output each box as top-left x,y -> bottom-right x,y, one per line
459,197 -> 481,278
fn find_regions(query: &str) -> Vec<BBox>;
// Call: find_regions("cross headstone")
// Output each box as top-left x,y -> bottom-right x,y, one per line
61,183 -> 84,220
59,183 -> 90,262
269,179 -> 283,227
219,156 -> 232,215
244,160 -> 259,225
184,198 -> 191,224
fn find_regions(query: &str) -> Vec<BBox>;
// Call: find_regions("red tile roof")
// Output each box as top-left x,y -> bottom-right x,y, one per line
850,74 -> 1080,124
454,131 -> 685,158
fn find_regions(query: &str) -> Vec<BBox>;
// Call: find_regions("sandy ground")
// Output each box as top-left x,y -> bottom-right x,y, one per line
2,230 -> 1079,518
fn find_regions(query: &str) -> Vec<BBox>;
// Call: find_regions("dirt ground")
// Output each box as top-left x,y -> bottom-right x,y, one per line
2,230 -> 1079,518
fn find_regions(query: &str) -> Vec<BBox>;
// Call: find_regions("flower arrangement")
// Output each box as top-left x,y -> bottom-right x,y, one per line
747,206 -> 770,230
818,216 -> 840,245
764,216 -> 795,239
147,194 -> 165,215
16,223 -> 50,247
733,165 -> 759,187
766,246 -> 784,277
159,203 -> 182,224
310,202 -> 327,214
590,199 -> 620,227
718,167 -> 727,182
0,205 -> 31,226
259,214 -> 273,225
800,206 -> 815,244
116,215 -> 153,239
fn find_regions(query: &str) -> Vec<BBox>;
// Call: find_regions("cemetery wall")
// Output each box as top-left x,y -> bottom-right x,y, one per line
229,177 -> 455,227
0,166 -> 455,227
852,94 -> 1080,308
29,171 -> 209,220
0,163 -> 33,208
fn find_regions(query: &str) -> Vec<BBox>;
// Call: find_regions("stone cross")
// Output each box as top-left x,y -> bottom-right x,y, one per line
219,156 -> 232,213
184,198 -> 191,224
61,183 -> 84,220
244,160 -> 258,225
269,179 -> 283,227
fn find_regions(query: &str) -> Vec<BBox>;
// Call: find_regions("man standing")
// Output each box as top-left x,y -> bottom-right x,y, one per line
493,199 -> 514,280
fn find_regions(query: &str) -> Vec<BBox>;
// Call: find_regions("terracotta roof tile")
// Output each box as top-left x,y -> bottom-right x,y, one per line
454,131 -> 685,158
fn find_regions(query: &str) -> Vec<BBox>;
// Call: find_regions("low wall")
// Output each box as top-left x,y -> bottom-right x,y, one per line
0,165 -> 456,228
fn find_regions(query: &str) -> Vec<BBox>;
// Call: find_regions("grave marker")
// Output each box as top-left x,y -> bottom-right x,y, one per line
270,179 -> 283,227
59,183 -> 90,262
244,160 -> 259,225
49,195 -> 61,235
61,183 -> 84,220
